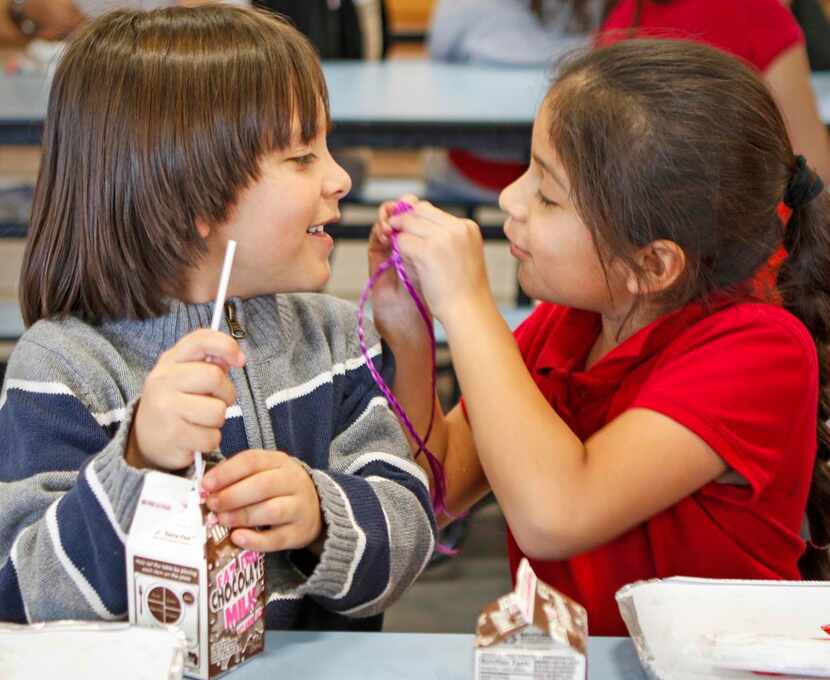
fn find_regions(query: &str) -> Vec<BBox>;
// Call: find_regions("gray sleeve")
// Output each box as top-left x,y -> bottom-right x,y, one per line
0,337 -> 145,622
291,320 -> 436,617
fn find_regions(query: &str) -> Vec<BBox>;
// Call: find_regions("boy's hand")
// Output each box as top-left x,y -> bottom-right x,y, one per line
201,449 -> 324,553
126,329 -> 244,472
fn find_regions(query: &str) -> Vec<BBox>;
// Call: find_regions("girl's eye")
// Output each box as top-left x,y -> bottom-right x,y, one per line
293,153 -> 317,167
536,190 -> 558,208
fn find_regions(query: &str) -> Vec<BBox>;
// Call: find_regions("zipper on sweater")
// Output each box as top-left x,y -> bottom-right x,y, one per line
224,300 -> 267,448
224,302 -> 247,339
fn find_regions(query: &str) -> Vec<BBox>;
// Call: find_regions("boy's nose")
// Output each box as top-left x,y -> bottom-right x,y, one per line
324,156 -> 352,200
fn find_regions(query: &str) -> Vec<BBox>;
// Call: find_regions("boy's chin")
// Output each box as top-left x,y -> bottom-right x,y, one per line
270,270 -> 332,295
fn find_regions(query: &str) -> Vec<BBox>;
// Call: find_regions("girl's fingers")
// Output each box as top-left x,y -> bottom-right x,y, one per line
369,222 -> 391,249
167,329 -> 246,368
173,363 -> 236,405
393,231 -> 430,264
379,194 -> 420,223
388,211 -> 437,238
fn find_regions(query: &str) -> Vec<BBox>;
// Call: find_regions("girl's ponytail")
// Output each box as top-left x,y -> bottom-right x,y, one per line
777,156 -> 830,579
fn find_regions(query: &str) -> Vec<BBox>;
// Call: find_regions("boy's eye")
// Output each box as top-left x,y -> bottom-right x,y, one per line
536,190 -> 558,208
292,153 -> 317,167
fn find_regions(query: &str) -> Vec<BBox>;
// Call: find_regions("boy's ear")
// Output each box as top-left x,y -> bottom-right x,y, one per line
624,239 -> 686,296
195,219 -> 211,239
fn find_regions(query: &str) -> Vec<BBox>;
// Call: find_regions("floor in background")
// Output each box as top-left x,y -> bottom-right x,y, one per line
383,498 -> 512,634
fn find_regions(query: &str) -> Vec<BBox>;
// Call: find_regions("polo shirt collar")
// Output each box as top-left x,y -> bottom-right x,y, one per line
534,299 -> 722,380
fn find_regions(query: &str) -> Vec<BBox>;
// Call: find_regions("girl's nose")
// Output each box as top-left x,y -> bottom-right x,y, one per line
499,173 -> 529,223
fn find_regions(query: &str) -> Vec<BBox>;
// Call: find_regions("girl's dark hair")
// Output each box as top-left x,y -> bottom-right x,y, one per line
548,39 -> 830,578
21,5 -> 328,325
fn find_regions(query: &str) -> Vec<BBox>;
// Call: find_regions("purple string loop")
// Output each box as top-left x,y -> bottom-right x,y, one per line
358,201 -> 451,522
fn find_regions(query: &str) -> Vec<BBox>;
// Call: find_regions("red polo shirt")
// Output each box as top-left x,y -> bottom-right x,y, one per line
599,0 -> 804,73
505,299 -> 817,636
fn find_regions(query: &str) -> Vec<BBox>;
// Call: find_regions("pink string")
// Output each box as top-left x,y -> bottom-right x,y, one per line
357,202 -> 452,533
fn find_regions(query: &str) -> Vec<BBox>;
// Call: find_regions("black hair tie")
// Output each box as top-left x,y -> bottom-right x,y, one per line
784,155 -> 824,209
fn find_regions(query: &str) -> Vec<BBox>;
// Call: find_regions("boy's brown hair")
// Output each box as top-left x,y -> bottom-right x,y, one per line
548,39 -> 830,578
21,5 -> 328,325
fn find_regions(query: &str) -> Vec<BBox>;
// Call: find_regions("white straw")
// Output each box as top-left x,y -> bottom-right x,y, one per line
194,239 -> 238,485
210,240 -> 237,332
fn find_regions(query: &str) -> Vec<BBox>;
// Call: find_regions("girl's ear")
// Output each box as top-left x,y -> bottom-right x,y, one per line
625,239 -> 686,296
195,219 -> 211,239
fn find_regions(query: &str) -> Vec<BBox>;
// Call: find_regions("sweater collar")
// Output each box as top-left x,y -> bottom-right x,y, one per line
99,295 -> 286,361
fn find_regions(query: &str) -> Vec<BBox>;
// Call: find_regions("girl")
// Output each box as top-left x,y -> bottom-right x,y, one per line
0,6 -> 435,626
371,39 -> 830,636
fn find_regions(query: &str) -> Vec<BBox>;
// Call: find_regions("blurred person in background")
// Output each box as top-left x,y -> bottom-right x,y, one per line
425,0 -> 608,204
0,0 -> 232,45
600,0 -> 830,181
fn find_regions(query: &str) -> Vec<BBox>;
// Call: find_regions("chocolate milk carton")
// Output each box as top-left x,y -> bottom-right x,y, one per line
127,469 -> 265,679
475,558 -> 587,680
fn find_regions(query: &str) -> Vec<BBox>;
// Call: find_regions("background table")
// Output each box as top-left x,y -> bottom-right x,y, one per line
230,631 -> 648,680
3,60 -> 828,148
0,300 -> 24,341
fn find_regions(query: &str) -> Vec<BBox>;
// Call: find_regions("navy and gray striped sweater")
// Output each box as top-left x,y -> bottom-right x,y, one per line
0,293 -> 436,628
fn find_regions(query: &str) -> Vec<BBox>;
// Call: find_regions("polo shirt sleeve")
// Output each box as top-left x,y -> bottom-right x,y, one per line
630,308 -> 818,498
745,0 -> 805,72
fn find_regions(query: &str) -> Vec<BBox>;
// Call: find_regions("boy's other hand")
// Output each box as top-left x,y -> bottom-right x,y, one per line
126,329 -> 244,472
201,449 -> 324,553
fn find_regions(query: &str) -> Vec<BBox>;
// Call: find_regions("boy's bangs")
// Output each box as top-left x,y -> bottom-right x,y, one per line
248,40 -> 331,153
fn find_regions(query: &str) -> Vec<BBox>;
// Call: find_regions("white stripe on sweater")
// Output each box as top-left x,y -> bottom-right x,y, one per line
266,591 -> 302,604
0,380 -> 129,432
0,379 -> 74,412
349,396 -> 392,429
326,475 -> 367,600
340,504 -> 393,616
343,452 -> 428,490
93,408 -> 127,428
265,344 -> 383,408
45,501 -> 120,620
340,481 -> 435,617
9,531 -> 32,623
84,462 -> 127,545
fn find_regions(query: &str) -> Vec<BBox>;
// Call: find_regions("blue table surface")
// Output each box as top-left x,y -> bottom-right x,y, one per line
229,632 -> 648,680
0,300 -> 24,340
1,59 -> 828,125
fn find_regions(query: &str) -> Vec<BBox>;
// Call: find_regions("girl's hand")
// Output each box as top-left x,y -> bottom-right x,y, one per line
368,194 -> 431,348
126,329 -> 245,472
388,201 -> 491,323
201,450 -> 324,553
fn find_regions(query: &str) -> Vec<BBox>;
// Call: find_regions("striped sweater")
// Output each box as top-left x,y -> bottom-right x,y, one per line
0,293 -> 436,628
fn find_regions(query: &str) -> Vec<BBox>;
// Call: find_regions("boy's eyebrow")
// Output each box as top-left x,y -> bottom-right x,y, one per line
532,153 -> 568,192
